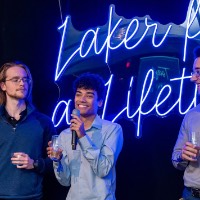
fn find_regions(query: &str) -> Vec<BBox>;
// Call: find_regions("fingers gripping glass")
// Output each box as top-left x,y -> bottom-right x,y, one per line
50,135 -> 62,161
5,77 -> 31,84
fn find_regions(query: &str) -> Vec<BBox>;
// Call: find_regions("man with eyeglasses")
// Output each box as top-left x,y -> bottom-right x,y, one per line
0,61 -> 56,200
172,46 -> 200,200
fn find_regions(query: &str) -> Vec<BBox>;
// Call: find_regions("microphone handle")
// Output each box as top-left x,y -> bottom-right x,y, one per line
72,130 -> 77,150
71,109 -> 80,150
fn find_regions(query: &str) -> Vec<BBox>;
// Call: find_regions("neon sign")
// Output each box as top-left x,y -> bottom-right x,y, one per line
52,68 -> 197,137
52,0 -> 200,137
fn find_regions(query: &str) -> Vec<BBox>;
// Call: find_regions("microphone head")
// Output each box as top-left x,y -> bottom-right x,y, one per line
72,109 -> 80,117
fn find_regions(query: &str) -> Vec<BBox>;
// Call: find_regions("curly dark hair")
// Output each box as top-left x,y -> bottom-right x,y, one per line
73,73 -> 105,100
193,46 -> 200,59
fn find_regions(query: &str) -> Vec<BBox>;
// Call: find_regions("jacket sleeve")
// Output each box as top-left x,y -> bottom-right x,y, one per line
35,114 -> 57,174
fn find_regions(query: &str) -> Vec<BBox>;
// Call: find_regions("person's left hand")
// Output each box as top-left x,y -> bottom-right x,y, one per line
11,152 -> 34,169
181,142 -> 199,161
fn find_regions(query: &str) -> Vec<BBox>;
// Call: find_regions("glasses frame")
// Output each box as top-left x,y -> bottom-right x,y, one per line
191,70 -> 200,77
4,77 -> 31,84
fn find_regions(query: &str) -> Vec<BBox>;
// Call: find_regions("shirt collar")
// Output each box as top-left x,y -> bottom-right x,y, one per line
4,106 -> 27,121
0,102 -> 35,117
88,115 -> 102,130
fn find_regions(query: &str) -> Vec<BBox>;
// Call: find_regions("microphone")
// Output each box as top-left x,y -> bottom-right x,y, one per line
71,109 -> 80,150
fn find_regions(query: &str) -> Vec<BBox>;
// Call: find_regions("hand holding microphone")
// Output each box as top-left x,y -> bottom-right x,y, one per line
71,109 -> 80,150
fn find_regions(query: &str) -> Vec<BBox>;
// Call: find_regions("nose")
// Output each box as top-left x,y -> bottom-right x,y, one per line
80,95 -> 86,102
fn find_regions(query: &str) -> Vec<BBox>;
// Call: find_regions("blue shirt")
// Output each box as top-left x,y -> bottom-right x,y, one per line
54,115 -> 123,200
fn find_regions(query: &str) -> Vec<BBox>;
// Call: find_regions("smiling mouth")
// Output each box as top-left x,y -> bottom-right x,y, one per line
78,104 -> 87,108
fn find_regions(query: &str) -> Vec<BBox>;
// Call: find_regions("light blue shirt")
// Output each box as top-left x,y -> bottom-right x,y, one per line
53,115 -> 123,200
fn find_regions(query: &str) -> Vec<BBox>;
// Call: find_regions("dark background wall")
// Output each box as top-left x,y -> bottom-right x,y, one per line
0,0 -> 191,200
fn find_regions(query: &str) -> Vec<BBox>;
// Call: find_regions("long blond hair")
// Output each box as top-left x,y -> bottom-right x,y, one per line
0,61 -> 33,105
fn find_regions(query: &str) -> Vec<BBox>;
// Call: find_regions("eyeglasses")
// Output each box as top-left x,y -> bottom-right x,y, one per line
5,77 -> 31,84
191,70 -> 200,77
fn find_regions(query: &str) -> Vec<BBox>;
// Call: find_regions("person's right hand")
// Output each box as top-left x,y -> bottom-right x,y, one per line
46,141 -> 63,161
181,142 -> 199,161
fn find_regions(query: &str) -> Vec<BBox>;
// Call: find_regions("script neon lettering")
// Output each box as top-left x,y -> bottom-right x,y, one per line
52,68 -> 196,137
183,0 -> 200,61
52,100 -> 72,127
55,6 -> 172,81
53,1 -> 200,137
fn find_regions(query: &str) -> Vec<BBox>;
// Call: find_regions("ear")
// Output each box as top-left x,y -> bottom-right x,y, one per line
0,82 -> 6,91
98,99 -> 103,108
